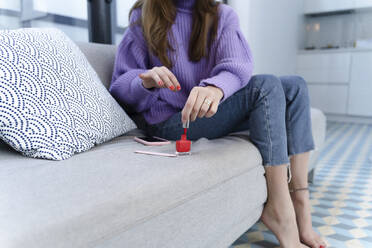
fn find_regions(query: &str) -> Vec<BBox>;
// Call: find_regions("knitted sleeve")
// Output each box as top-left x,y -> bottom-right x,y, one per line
109,10 -> 159,113
199,7 -> 254,102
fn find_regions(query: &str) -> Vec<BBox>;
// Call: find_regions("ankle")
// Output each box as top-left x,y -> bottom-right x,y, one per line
262,201 -> 303,248
265,200 -> 296,223
289,183 -> 309,191
291,191 -> 309,203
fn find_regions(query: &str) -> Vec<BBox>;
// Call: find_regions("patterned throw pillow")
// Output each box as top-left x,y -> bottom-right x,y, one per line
0,28 -> 136,160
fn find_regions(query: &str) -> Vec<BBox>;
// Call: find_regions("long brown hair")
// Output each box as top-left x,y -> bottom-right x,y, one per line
130,0 -> 220,68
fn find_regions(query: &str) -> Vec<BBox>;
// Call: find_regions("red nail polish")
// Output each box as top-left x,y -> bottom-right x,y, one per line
157,81 -> 163,86
176,85 -> 181,91
170,85 -> 175,91
320,246 -> 325,248
176,128 -> 191,155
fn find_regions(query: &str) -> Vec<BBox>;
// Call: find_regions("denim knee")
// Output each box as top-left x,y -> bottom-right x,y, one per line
250,74 -> 286,103
280,75 -> 310,107
250,74 -> 281,92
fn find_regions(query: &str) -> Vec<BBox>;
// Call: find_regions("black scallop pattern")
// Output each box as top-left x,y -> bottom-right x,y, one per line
0,28 -> 136,160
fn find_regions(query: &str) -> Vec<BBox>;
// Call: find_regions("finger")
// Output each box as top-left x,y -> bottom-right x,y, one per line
139,71 -> 157,83
139,71 -> 151,80
205,100 -> 218,118
162,66 -> 181,91
154,67 -> 174,91
148,70 -> 164,87
198,97 -> 212,119
191,93 -> 207,121
182,89 -> 198,123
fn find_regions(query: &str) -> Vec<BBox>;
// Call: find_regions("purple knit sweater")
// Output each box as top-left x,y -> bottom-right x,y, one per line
110,0 -> 253,125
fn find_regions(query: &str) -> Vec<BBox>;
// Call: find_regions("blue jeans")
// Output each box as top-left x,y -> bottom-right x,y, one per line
139,75 -> 315,166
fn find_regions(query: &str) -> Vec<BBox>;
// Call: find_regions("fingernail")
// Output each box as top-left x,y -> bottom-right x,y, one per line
158,81 -> 163,86
170,85 -> 175,91
176,85 -> 181,91
320,246 -> 325,248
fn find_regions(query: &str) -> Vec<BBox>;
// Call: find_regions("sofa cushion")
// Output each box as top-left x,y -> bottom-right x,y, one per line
0,28 -> 136,160
76,42 -> 117,90
0,131 -> 265,248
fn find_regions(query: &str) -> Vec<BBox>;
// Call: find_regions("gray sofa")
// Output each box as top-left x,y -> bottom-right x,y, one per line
0,42 -> 326,248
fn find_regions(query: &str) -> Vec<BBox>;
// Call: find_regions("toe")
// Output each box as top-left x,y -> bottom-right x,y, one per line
300,233 -> 323,248
315,237 -> 326,248
316,234 -> 327,247
301,238 -> 318,248
319,241 -> 327,248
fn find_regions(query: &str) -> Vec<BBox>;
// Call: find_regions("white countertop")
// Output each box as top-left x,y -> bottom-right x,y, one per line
298,47 -> 372,54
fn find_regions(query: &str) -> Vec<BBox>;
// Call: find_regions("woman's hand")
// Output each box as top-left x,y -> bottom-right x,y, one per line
139,66 -> 181,92
182,86 -> 224,123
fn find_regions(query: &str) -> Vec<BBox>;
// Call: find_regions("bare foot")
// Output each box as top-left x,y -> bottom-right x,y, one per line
291,190 -> 327,248
261,199 -> 308,248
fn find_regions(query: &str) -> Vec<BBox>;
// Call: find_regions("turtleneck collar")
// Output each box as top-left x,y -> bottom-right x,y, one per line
174,0 -> 196,10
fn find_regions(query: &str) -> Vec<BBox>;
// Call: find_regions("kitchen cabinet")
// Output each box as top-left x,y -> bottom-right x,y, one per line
308,84 -> 349,114
297,50 -> 372,118
348,52 -> 372,116
304,0 -> 355,14
296,52 -> 351,115
297,53 -> 351,83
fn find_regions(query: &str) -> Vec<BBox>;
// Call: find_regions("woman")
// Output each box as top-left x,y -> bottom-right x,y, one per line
110,0 -> 326,247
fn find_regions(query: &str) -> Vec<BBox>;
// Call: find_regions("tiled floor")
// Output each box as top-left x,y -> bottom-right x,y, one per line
230,121 -> 372,248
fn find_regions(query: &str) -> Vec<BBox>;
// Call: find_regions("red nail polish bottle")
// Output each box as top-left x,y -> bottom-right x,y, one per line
176,121 -> 191,155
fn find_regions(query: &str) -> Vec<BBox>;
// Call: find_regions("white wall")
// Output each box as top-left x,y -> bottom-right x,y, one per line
230,0 -> 304,76
0,0 -> 21,29
117,0 -> 137,27
33,0 -> 87,20
31,20 -> 89,42
0,0 -> 20,11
